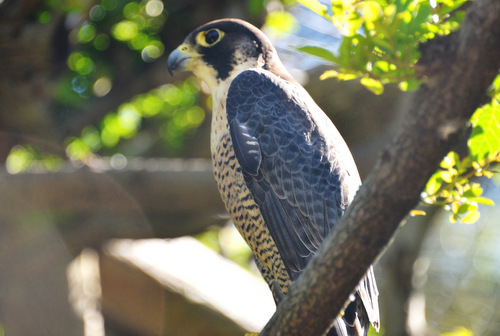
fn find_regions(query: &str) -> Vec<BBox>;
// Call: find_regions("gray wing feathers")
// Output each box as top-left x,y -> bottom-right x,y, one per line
226,69 -> 379,331
226,69 -> 349,275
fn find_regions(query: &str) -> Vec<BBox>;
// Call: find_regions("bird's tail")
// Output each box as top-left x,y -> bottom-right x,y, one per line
326,297 -> 369,336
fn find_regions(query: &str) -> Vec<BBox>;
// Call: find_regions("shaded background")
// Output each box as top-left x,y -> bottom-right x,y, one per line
0,0 -> 499,335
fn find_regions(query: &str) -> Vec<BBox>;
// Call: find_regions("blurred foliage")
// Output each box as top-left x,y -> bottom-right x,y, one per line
294,0 -> 467,94
1,0 -> 213,169
65,78 -> 205,160
196,224 -> 253,270
46,0 -> 168,104
423,74 -> 500,223
441,327 -> 474,336
6,145 -> 63,174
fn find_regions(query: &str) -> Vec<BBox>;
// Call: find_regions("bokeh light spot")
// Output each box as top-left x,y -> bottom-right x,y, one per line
93,77 -> 112,97
72,76 -> 89,94
118,104 -> 141,134
111,153 -> 127,169
90,5 -> 106,21
123,2 -> 140,19
141,95 -> 163,116
185,106 -> 205,127
159,84 -> 183,106
141,45 -> 162,62
6,146 -> 33,174
131,33 -> 150,50
145,0 -> 164,17
112,20 -> 138,41
75,56 -> 95,75
78,23 -> 96,43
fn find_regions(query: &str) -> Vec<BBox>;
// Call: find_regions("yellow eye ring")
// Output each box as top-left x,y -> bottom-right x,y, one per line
196,29 -> 224,47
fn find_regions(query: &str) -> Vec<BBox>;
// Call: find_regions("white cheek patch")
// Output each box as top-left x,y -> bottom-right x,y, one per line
191,59 -> 219,92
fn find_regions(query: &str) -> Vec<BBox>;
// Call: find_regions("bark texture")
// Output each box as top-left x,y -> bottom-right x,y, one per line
260,1 -> 500,334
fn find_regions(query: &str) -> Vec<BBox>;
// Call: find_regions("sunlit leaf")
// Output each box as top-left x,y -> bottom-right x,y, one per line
410,209 -> 426,216
461,210 -> 480,224
360,77 -> 384,95
425,173 -> 443,195
297,46 -> 337,63
439,170 -> 453,183
451,201 -> 460,214
468,104 -> 500,160
467,196 -> 495,206
297,0 -> 330,19
362,1 -> 383,22
441,151 -> 459,169
320,70 -> 339,80
469,183 -> 483,197
441,326 -> 474,336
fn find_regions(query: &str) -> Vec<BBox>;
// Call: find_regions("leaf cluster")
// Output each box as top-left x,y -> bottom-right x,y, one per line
423,77 -> 500,223
296,0 -> 467,94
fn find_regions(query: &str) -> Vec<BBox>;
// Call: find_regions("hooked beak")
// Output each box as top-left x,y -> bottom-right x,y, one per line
167,44 -> 195,76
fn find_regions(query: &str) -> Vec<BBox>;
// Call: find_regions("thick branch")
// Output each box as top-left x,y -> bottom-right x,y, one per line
261,1 -> 500,335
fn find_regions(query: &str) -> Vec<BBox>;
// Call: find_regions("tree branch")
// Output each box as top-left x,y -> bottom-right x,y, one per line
260,0 -> 500,334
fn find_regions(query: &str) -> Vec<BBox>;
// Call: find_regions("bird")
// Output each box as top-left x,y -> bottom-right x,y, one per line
167,18 -> 379,335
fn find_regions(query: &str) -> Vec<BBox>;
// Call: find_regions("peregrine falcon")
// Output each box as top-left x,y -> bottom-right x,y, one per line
167,18 -> 379,335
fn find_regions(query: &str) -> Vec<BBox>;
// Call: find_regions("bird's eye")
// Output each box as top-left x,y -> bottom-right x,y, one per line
196,28 -> 224,47
205,30 -> 220,45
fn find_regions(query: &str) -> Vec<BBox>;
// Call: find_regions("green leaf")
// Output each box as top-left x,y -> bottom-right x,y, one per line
360,77 -> 384,95
457,203 -> 477,215
410,209 -> 426,216
441,326 -> 474,336
297,0 -> 330,19
362,1 -> 383,23
296,46 -> 337,63
470,183 -> 483,197
462,210 -> 481,224
439,170 -> 453,183
468,104 -> 500,160
319,70 -> 339,80
467,196 -> 495,206
441,151 -> 459,169
425,173 -> 443,195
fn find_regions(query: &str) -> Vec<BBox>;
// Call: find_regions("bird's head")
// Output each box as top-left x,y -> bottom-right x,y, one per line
167,18 -> 292,92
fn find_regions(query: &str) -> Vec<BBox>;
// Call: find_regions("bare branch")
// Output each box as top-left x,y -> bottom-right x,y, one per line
260,0 -> 500,334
